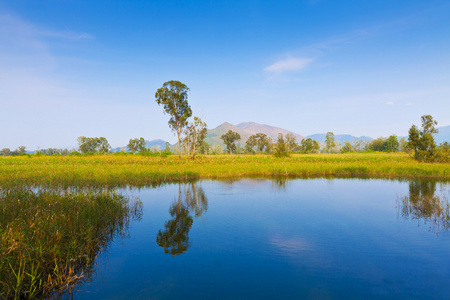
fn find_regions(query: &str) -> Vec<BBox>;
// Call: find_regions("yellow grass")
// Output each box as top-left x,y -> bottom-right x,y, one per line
0,153 -> 449,187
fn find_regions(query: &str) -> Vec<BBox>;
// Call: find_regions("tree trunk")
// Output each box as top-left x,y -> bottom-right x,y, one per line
176,119 -> 181,159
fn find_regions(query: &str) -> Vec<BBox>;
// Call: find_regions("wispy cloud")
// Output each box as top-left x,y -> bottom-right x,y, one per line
0,13 -> 95,42
264,57 -> 314,74
386,101 -> 394,105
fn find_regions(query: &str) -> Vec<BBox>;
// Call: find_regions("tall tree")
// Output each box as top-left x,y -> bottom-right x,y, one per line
245,135 -> 257,154
77,136 -> 111,154
183,117 -> 208,159
155,80 -> 192,158
325,132 -> 337,153
220,130 -> 241,154
285,133 -> 299,152
0,148 -> 11,156
386,135 -> 400,152
408,125 -> 420,156
127,137 -> 147,153
274,133 -> 289,157
300,138 -> 320,153
17,146 -> 26,154
340,141 -> 353,153
408,115 -> 439,160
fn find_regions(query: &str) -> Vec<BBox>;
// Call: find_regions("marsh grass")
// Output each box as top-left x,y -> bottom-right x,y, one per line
0,189 -> 142,299
0,153 -> 449,188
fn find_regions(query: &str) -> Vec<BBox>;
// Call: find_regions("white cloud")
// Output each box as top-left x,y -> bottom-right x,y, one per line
386,101 -> 394,105
264,57 -> 314,74
0,13 -> 95,42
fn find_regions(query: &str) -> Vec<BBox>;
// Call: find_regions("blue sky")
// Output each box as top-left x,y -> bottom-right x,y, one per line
1,0 -> 449,149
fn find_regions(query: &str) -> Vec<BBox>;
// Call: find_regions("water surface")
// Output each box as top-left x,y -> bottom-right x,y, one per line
74,178 -> 450,299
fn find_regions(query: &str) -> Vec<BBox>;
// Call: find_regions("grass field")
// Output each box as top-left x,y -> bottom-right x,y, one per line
1,153 -> 449,188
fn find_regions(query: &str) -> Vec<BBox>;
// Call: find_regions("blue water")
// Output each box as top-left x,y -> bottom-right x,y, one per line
74,178 -> 450,299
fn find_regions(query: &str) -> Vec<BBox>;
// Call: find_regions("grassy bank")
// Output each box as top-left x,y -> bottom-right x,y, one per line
1,153 -> 449,187
0,189 -> 142,299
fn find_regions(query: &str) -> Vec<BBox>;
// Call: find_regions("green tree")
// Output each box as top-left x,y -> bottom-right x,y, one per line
399,137 -> 409,153
0,148 -> 11,156
419,115 -> 438,153
77,137 -> 111,154
408,125 -> 420,156
245,133 -> 268,154
220,130 -> 241,154
274,133 -> 289,157
325,132 -> 337,153
212,144 -> 223,154
285,133 -> 299,152
366,137 -> 387,152
199,141 -> 211,154
183,117 -> 208,159
245,135 -> 257,154
17,146 -> 26,154
386,135 -> 400,152
127,137 -> 147,153
408,115 -> 439,160
300,138 -> 320,153
155,80 -> 192,158
440,142 -> 450,151
352,139 -> 367,152
164,142 -> 171,152
340,141 -> 353,153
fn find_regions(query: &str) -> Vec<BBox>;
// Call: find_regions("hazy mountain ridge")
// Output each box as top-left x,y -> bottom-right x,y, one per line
25,124 -> 450,153
236,122 -> 304,142
112,139 -> 168,152
205,122 -> 304,147
305,134 -> 373,144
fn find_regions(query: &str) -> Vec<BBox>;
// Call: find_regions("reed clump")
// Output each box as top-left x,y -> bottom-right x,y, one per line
0,189 -> 142,299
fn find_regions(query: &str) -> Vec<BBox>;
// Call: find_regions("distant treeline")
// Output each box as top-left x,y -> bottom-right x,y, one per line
1,116 -> 449,162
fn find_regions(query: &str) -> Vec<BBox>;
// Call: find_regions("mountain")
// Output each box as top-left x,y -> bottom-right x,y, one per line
112,139 -> 169,152
435,125 -> 450,144
305,134 -> 373,144
144,139 -> 168,149
205,121 -> 304,147
236,122 -> 304,142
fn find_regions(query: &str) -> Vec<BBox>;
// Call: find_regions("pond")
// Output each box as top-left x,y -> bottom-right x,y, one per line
49,179 -> 450,298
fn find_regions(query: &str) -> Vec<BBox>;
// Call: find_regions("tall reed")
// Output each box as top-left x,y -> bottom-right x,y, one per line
0,189 -> 142,299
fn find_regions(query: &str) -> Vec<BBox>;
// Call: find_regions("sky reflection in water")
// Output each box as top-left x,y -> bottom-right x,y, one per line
75,178 -> 450,300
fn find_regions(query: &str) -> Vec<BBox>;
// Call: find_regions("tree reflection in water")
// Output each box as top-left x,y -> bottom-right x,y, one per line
397,180 -> 450,234
156,182 -> 208,255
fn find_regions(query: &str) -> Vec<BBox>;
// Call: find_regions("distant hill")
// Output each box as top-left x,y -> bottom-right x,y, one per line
112,139 -> 169,152
236,122 -> 304,142
205,122 -> 304,147
305,134 -> 373,144
435,125 -> 450,145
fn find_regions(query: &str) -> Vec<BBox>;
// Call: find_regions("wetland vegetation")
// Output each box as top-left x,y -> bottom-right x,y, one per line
0,189 -> 142,299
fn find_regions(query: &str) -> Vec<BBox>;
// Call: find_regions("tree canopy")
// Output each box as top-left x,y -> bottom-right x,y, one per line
325,132 -> 337,153
220,130 -> 241,154
155,80 -> 192,158
408,114 -> 440,161
127,137 -> 147,153
77,137 -> 111,154
183,117 -> 208,159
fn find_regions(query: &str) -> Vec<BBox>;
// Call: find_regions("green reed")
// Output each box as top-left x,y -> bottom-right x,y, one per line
0,189 -> 142,299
